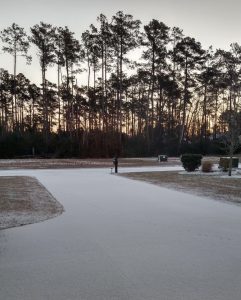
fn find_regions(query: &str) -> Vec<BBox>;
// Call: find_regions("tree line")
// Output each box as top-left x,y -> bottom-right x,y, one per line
0,11 -> 241,158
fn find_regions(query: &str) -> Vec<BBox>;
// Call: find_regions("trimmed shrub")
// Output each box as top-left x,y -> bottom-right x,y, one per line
201,160 -> 213,173
181,154 -> 203,172
219,157 -> 239,171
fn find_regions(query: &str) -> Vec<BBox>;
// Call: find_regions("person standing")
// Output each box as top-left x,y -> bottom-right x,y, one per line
113,156 -> 118,173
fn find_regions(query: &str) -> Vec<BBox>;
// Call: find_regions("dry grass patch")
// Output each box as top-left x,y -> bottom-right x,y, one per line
0,157 -> 181,170
0,176 -> 63,230
121,171 -> 241,205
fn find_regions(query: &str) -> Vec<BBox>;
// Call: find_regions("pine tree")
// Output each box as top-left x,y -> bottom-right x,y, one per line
30,22 -> 56,140
142,20 -> 169,129
110,11 -> 141,136
57,26 -> 82,132
174,37 -> 205,151
0,23 -> 31,128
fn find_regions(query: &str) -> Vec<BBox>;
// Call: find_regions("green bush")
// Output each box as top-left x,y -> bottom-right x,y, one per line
181,154 -> 203,172
219,157 -> 239,171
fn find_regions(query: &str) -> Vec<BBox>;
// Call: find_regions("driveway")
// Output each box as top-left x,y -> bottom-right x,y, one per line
0,167 -> 241,300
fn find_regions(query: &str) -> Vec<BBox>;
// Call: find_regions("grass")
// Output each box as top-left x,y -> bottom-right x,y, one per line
0,176 -> 63,230
0,157 -> 181,170
121,171 -> 241,205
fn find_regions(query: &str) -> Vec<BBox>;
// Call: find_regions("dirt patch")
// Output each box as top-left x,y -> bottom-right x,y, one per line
0,176 -> 64,230
121,171 -> 241,205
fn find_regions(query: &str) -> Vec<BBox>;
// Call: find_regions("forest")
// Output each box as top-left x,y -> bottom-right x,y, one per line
0,11 -> 241,158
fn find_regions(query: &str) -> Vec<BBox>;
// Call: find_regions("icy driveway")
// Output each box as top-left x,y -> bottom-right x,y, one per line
0,167 -> 241,300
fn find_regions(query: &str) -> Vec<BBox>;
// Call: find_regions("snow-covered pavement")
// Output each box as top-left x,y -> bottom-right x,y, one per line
0,167 -> 241,300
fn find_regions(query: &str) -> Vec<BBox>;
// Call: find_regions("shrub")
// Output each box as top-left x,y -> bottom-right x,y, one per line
201,160 -> 213,173
219,157 -> 239,171
181,154 -> 203,172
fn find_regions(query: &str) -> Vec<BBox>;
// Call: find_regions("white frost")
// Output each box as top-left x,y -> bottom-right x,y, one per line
0,167 -> 240,300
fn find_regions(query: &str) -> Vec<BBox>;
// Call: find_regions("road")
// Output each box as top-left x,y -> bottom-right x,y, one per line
0,167 -> 241,300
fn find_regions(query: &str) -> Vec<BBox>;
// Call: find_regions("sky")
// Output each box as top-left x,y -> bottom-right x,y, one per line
1,0 -> 241,85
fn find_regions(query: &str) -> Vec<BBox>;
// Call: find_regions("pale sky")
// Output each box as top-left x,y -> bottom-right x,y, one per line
1,0 -> 241,85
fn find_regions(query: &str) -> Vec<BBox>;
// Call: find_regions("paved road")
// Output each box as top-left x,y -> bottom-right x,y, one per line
0,168 -> 241,300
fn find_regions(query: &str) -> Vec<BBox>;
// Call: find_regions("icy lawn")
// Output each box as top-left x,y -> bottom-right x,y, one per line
121,169 -> 241,205
0,167 -> 241,300
0,157 -> 181,169
0,176 -> 63,230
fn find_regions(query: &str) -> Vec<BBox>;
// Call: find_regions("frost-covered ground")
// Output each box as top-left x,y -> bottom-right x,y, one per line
0,167 -> 241,300
0,157 -> 181,169
122,168 -> 241,206
0,176 -> 63,230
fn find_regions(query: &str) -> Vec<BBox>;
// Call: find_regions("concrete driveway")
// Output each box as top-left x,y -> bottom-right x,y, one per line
0,168 -> 241,300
